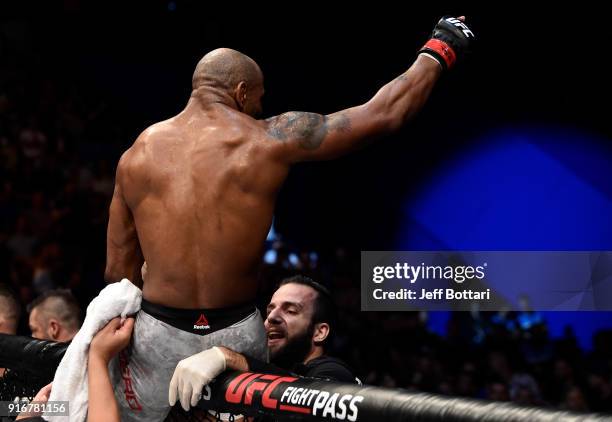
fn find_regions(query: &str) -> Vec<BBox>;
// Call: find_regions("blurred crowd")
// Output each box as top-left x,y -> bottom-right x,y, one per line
0,36 -> 127,310
1,30 -> 612,416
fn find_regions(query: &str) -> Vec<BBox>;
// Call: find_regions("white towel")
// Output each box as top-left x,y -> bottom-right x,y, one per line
44,279 -> 142,422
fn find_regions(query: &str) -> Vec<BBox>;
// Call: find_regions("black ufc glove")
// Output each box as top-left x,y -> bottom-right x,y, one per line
419,16 -> 475,71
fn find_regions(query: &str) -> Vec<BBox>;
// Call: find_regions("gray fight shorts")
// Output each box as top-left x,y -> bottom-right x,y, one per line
108,299 -> 267,422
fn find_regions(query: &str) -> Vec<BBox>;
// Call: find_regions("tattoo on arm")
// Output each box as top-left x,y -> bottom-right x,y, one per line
267,112 -> 351,150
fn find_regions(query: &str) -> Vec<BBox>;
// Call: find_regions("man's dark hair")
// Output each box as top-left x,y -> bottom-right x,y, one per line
279,275 -> 337,329
27,289 -> 81,330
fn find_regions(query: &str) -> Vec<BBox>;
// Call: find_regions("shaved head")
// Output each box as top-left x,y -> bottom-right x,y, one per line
34,296 -> 81,330
28,289 -> 81,341
192,48 -> 262,92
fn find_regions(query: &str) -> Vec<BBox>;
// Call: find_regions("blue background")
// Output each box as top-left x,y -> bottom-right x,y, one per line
397,126 -> 612,349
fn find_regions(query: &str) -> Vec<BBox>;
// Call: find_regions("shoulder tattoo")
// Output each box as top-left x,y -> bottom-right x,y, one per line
267,112 -> 351,150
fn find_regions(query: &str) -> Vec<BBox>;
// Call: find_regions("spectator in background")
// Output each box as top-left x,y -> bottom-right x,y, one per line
91,159 -> 114,197
586,372 -> 612,412
486,379 -> 510,402
25,191 -> 51,236
0,284 -> 21,377
509,373 -> 544,406
563,386 -> 589,412
31,241 -> 63,295
0,284 -> 20,336
549,357 -> 580,403
7,216 -> 37,262
18,115 -> 47,167
27,289 -> 81,342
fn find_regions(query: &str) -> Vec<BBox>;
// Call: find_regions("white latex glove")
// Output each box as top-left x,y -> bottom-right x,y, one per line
169,346 -> 227,411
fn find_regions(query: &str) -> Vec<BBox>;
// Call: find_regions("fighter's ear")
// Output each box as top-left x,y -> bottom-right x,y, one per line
313,322 -> 330,344
234,81 -> 248,111
48,319 -> 60,340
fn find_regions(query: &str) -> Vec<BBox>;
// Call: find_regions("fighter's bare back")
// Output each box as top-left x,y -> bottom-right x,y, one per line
116,105 -> 289,308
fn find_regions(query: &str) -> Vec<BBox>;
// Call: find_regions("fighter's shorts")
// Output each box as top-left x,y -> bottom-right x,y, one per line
108,299 -> 268,422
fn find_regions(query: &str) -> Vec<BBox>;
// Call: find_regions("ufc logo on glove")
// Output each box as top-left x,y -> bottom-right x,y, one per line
445,17 -> 475,38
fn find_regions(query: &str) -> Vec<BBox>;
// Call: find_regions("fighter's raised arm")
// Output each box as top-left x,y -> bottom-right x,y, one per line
263,16 -> 474,163
263,56 -> 440,162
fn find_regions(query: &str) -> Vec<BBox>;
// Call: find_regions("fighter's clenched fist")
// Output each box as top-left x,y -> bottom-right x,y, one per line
419,16 -> 475,71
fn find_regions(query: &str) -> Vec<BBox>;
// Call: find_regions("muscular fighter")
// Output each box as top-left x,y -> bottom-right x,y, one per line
104,16 -> 474,421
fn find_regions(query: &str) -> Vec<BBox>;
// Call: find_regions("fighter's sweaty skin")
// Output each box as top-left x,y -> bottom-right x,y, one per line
114,103 -> 289,308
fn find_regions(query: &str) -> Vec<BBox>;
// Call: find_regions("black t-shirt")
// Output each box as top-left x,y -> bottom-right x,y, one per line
245,354 -> 359,384
291,355 -> 359,384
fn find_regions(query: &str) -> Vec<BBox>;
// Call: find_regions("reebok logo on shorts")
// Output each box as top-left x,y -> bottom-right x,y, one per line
141,299 -> 255,336
194,313 -> 210,330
